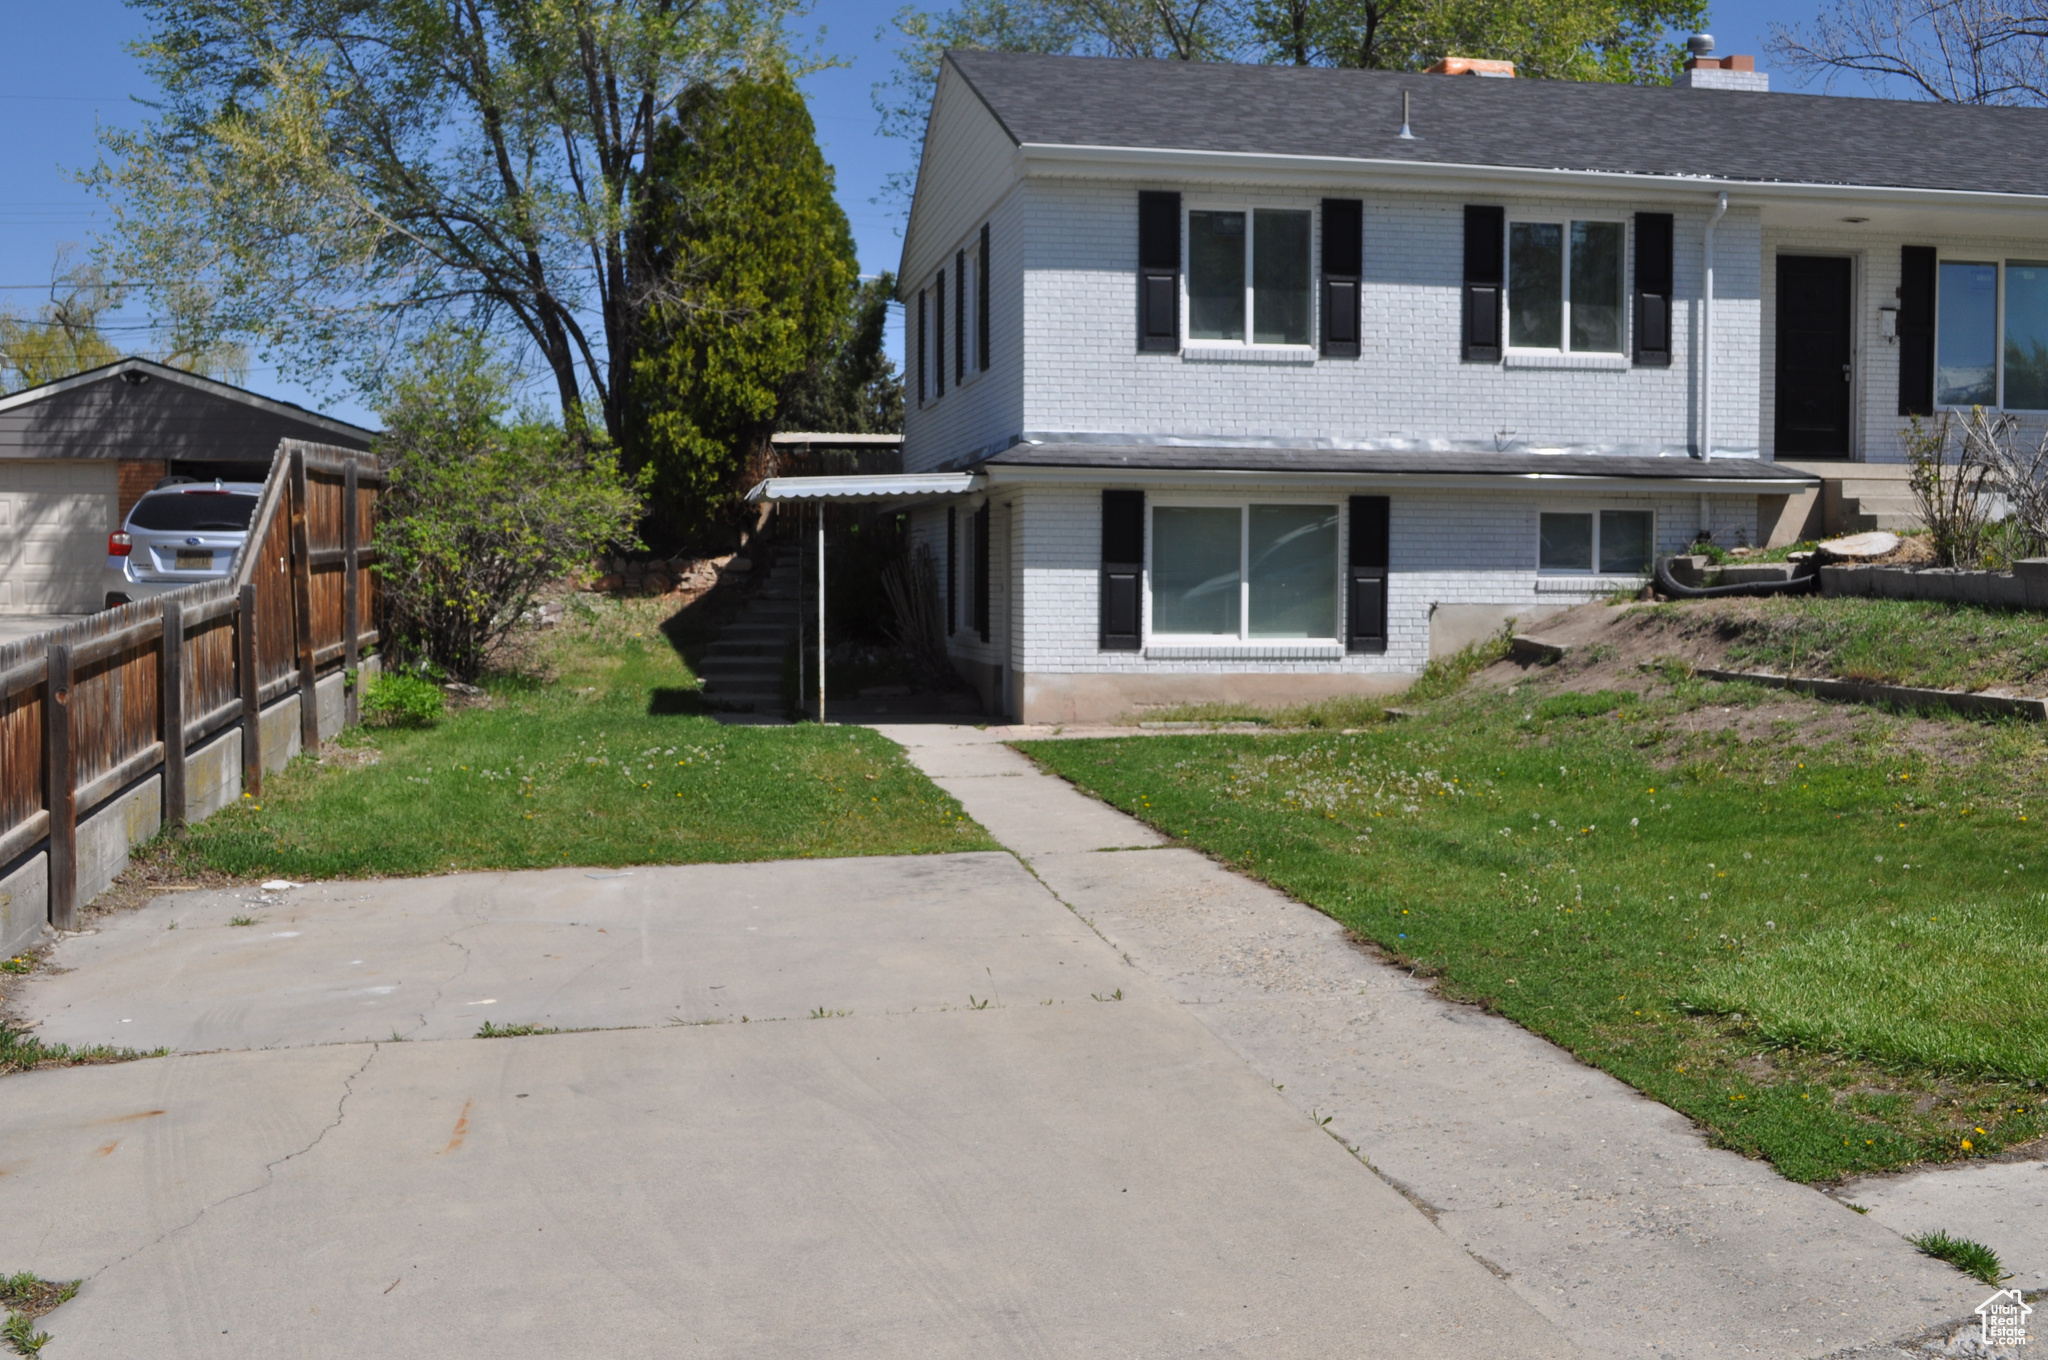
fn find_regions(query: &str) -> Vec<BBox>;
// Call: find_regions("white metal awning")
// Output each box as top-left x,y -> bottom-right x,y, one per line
744,472 -> 980,503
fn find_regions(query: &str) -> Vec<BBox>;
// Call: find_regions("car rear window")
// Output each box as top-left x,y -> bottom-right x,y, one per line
128,492 -> 260,532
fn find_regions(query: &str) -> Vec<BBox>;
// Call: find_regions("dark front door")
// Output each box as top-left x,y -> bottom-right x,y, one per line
1776,256 -> 1854,457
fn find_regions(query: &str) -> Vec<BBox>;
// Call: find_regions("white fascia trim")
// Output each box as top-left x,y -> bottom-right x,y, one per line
0,357 -> 376,441
981,465 -> 1810,493
1015,142 -> 2048,213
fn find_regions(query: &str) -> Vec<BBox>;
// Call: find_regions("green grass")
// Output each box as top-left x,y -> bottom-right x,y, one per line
0,1274 -> 74,1358
1909,1231 -> 2008,1286
1643,596 -> 2048,692
1018,668 -> 2048,1182
175,597 -> 995,879
475,1022 -> 561,1038
0,1024 -> 165,1077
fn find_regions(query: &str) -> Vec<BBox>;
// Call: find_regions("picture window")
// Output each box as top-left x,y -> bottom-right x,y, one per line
1150,503 -> 1338,639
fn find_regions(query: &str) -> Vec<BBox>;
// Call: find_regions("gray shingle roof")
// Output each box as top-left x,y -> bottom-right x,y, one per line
947,51 -> 2048,197
979,440 -> 1817,483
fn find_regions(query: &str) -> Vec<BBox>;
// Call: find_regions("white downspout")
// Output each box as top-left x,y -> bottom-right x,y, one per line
1700,191 -> 1728,463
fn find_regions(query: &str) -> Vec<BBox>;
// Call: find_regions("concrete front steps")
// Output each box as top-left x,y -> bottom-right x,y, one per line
697,550 -> 801,713
1775,460 -> 1922,537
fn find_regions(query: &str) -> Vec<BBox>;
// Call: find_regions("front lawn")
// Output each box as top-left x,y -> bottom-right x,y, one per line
177,596 -> 994,879
1018,670 -> 2048,1182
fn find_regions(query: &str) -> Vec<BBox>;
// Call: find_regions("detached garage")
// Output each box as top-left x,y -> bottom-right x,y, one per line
0,357 -> 373,617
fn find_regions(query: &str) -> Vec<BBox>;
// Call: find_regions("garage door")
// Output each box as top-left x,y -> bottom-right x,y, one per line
0,460 -> 117,614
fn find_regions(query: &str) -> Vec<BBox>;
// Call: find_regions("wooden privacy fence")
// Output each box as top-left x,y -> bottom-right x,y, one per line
0,442 -> 384,941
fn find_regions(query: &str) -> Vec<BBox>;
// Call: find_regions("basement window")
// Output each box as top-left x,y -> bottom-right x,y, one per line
1540,510 -> 1653,575
1150,502 -> 1339,640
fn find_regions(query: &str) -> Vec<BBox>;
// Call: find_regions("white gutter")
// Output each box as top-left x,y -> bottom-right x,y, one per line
1014,142 -> 2048,213
1701,191 -> 1728,464
979,464 -> 1811,493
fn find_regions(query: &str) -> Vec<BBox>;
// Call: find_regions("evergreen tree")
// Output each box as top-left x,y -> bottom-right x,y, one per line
781,273 -> 905,435
628,75 -> 859,535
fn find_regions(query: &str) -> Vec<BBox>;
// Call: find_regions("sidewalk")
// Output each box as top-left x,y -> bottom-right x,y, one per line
873,722 -> 2000,1360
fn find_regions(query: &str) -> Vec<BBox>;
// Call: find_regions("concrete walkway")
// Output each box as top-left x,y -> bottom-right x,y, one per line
874,722 -> 2010,1360
3,858 -> 1573,1358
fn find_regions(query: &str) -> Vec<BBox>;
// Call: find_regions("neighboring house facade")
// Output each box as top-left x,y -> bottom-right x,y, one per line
826,50 -> 2048,722
0,358 -> 373,614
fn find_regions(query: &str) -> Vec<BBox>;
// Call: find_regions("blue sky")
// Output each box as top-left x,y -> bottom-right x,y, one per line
0,0 -> 1839,428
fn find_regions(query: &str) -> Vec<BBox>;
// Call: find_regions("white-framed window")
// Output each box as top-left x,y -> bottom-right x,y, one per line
1937,258 -> 2048,411
958,236 -> 981,386
1508,217 -> 1626,354
1185,205 -> 1313,348
1539,510 -> 1655,575
1149,501 -> 1339,640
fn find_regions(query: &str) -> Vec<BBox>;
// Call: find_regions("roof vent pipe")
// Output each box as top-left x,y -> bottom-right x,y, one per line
1687,33 -> 1714,58
1399,90 -> 1416,139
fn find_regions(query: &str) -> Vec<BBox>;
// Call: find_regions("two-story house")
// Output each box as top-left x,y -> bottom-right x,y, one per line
753,48 -> 2048,723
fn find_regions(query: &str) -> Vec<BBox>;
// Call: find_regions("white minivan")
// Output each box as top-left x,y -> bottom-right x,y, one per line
105,479 -> 264,609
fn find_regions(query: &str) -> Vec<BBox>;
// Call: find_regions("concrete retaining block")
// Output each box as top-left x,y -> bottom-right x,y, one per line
316,670 -> 347,744
1700,668 -> 2046,721
1820,562 -> 2039,610
260,694 -> 301,773
77,774 -> 162,909
186,726 -> 242,824
0,852 -> 48,960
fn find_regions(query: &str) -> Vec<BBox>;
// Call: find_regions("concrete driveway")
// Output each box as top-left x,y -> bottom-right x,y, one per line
1,856 -> 1574,1359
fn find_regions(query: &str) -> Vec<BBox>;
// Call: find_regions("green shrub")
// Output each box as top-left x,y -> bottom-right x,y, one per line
362,673 -> 445,728
374,329 -> 646,680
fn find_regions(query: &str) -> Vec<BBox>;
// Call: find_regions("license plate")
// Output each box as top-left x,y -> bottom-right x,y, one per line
175,550 -> 213,570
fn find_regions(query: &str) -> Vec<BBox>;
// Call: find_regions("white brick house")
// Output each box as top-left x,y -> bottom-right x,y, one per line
755,51 -> 2048,722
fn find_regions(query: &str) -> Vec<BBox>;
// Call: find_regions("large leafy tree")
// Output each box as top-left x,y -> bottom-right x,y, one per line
0,250 -> 248,393
90,0 -> 793,435
1771,0 -> 2048,105
627,75 -> 859,532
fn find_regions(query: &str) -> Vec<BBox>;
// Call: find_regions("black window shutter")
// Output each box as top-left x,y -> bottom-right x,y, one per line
946,507 -> 957,636
1347,495 -> 1389,654
1899,246 -> 1937,417
1633,212 -> 1673,367
955,250 -> 966,383
978,223 -> 991,371
915,290 -> 926,405
1138,191 -> 1181,353
934,271 -> 946,397
973,503 -> 991,643
1463,205 -> 1504,362
1100,490 -> 1143,651
1321,198 -> 1363,359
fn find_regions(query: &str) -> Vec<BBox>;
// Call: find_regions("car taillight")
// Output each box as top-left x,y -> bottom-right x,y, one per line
108,532 -> 132,556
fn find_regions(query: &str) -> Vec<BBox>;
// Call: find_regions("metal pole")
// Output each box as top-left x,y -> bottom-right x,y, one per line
816,502 -> 827,724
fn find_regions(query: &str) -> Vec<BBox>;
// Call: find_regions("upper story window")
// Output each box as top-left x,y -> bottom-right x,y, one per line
1937,258 -> 2048,410
1508,218 -> 1625,353
1187,207 -> 1312,347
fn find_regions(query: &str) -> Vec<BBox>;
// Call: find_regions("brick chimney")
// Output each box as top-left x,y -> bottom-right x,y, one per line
1424,57 -> 1516,78
1679,34 -> 1769,91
